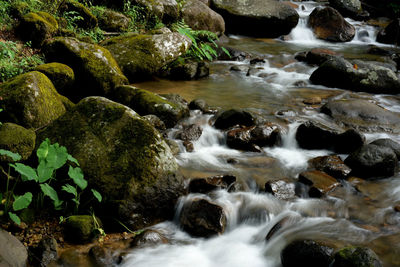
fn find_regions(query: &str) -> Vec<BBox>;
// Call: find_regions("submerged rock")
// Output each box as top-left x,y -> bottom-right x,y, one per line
180,198 -> 227,237
210,0 -> 299,38
0,71 -> 67,129
308,155 -> 351,180
344,144 -> 398,179
38,97 -> 185,229
308,7 -> 355,42
0,123 -> 36,162
281,240 -> 334,267
332,246 -> 382,267
35,62 -> 75,94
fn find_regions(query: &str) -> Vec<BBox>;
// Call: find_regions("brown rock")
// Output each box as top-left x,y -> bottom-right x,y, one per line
189,174 -> 236,193
308,155 -> 351,179
299,170 -> 340,197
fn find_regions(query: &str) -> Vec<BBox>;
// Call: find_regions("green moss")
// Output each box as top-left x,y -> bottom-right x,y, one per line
61,0 -> 98,29
35,62 -> 75,93
19,12 -> 58,47
64,215 -> 101,243
0,123 -> 36,161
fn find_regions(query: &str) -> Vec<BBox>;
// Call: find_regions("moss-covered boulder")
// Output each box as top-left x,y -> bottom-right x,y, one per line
59,0 -> 98,29
35,63 -> 75,95
97,9 -> 130,32
0,71 -> 67,129
44,37 -> 128,101
109,85 -> 189,128
182,0 -> 225,35
0,123 -> 36,162
17,11 -> 58,47
63,215 -> 102,243
38,97 -> 185,229
102,33 -> 191,81
135,0 -> 179,23
332,246 -> 382,267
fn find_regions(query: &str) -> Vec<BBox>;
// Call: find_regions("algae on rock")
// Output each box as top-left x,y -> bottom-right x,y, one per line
0,123 -> 36,162
35,63 -> 75,95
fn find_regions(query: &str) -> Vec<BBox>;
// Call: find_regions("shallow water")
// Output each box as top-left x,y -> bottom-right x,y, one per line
123,2 -> 400,266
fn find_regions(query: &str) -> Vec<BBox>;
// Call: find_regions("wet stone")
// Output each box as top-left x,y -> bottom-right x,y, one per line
308,155 -> 351,180
265,179 -> 296,200
298,170 -> 340,198
176,124 -> 203,142
183,141 -> 194,152
189,175 -> 236,194
130,229 -> 169,247
281,240 -> 334,267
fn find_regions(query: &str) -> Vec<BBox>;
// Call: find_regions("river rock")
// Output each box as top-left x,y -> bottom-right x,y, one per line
143,114 -> 166,131
332,246 -> 382,267
295,121 -> 364,153
0,71 -> 68,129
179,198 -> 227,237
370,139 -> 400,159
0,123 -> 36,162
134,0 -> 179,23
308,7 -> 355,42
38,97 -> 185,229
299,170 -> 340,198
213,109 -> 256,129
109,85 -> 189,128
377,19 -> 400,46
310,57 -> 400,94
344,144 -> 398,179
182,0 -> 225,35
329,0 -> 363,19
189,99 -> 216,114
321,98 -> 400,133
265,179 -> 296,200
102,33 -> 191,81
59,0 -> 98,29
0,228 -> 28,267
130,229 -> 169,247
189,174 -> 236,193
89,245 -> 118,267
97,9 -> 130,32
210,0 -> 299,38
63,215 -> 102,243
162,60 -> 210,80
44,37 -> 128,101
30,237 -> 58,267
35,63 -> 75,94
308,155 -> 351,180
176,124 -> 203,142
281,240 -> 334,267
295,48 -> 339,66
217,46 -> 251,61
17,11 -> 58,47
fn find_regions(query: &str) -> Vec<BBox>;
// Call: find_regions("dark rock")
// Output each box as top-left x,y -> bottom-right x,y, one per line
295,121 -> 364,153
0,228 -> 28,267
308,155 -> 351,179
0,123 -> 36,162
298,170 -> 340,198
321,98 -> 400,133
265,179 -> 296,200
17,12 -> 58,47
230,65 -> 248,72
59,0 -> 98,29
344,144 -> 398,179
329,0 -> 363,19
189,174 -> 236,193
189,99 -> 211,113
130,229 -> 169,247
210,0 -> 299,38
370,138 -> 400,159
63,215 -> 102,243
179,198 -> 227,237
164,61 -> 210,80
332,246 -> 382,267
281,240 -> 334,267
217,46 -> 250,61
308,7 -> 355,42
176,124 -> 203,142
34,63 -> 75,95
213,109 -> 256,130
183,141 -> 194,152
30,237 -> 58,267
377,19 -> 400,46
310,57 -> 400,94
143,114 -> 166,131
89,245 -> 116,267
296,48 -> 339,66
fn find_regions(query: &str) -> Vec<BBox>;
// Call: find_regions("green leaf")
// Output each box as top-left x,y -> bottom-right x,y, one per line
46,143 -> 68,170
91,189 -> 102,202
8,212 -> 21,225
62,184 -> 77,197
11,163 -> 38,182
37,138 -> 50,162
40,183 -> 63,209
221,47 -> 231,58
0,149 -> 21,161
68,166 -> 87,190
37,161 -> 54,183
13,192 -> 32,211
67,154 -> 80,166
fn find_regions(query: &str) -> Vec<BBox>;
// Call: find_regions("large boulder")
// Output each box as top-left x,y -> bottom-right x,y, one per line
108,85 -> 189,128
17,11 -> 58,47
134,0 -> 179,23
0,229 -> 28,267
321,98 -> 400,133
377,19 -> 400,46
329,0 -> 363,19
310,57 -> 400,94
102,33 -> 191,81
345,144 -> 398,179
0,123 -> 36,162
182,0 -> 225,35
97,9 -> 130,32
59,0 -> 98,29
332,246 -> 382,267
308,7 -> 355,42
281,240 -> 334,267
210,0 -> 299,38
0,71 -> 67,129
295,121 -> 364,153
44,37 -> 128,101
37,97 -> 185,229
35,62 -> 75,95
213,109 -> 256,130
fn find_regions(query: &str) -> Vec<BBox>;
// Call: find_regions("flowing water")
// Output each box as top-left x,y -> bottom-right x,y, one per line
121,2 -> 400,266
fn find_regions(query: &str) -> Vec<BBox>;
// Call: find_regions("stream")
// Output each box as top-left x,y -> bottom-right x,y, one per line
121,2 -> 400,266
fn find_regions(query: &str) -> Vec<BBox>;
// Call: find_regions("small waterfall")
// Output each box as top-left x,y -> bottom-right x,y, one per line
287,2 -> 318,43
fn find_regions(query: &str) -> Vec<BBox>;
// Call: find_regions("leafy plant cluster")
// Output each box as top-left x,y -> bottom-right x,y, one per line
123,0 -> 164,32
0,41 -> 44,83
0,138 -> 102,225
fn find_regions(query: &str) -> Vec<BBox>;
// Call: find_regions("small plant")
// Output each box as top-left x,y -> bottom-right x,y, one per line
124,0 -> 164,32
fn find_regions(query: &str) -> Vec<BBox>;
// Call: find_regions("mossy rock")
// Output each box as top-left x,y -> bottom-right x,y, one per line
332,246 -> 382,267
59,0 -> 98,29
102,33 -> 191,81
134,0 -> 179,23
96,9 -> 130,32
17,11 -> 58,47
0,71 -> 67,129
38,97 -> 185,229
0,123 -> 36,162
35,63 -> 75,94
109,85 -> 189,128
63,215 -> 102,243
44,37 -> 128,102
